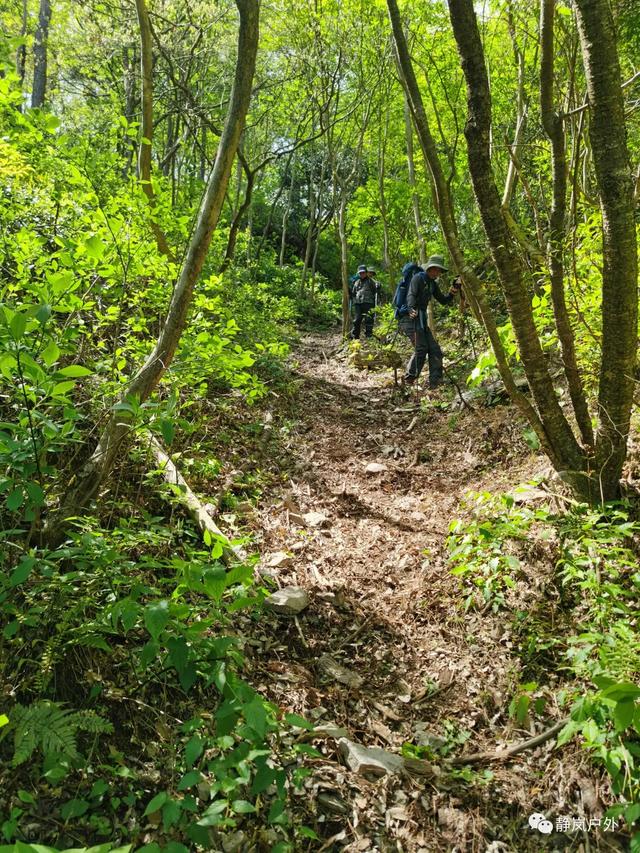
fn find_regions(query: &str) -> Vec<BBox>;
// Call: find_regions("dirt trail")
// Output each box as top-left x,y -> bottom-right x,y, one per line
248,332 -> 574,852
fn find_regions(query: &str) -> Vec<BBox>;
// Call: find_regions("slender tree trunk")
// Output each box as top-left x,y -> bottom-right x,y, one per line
49,0 -> 260,534
378,105 -> 392,285
279,163 -> 295,266
404,93 -> 427,267
540,0 -> 593,448
31,0 -> 52,108
221,151 -> 254,271
134,0 -> 173,259
447,0 -> 586,479
300,165 -> 317,295
17,0 -> 28,89
387,0 -> 554,460
574,0 -> 638,500
338,190 -> 350,337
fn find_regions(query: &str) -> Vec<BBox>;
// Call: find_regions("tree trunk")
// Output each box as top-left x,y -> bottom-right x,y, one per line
300,165 -> 317,295
279,156 -> 296,266
220,150 -> 254,272
447,0 -> 586,480
574,0 -> 638,500
404,93 -> 427,267
134,0 -> 173,259
49,0 -> 260,534
31,0 -> 52,108
338,191 -> 350,337
16,0 -> 28,88
387,0 -> 553,459
540,0 -> 593,449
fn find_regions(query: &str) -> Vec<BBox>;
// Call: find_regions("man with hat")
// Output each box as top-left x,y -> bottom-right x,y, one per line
349,263 -> 381,340
400,254 -> 461,389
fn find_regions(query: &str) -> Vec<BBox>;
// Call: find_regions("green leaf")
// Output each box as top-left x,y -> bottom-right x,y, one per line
167,636 -> 189,673
298,826 -> 320,840
231,799 -> 256,814
143,791 -> 168,816
184,735 -> 204,768
243,698 -> 268,738
10,312 -> 27,340
17,789 -> 36,804
41,341 -> 60,366
84,235 -> 105,260
60,797 -> 90,819
284,713 -> 313,731
57,364 -> 92,377
0,714 -> 8,728
144,600 -> 170,640
614,699 -> 636,732
6,488 -> 24,512
159,418 -> 175,446
35,304 -> 52,324
203,566 -> 228,601
196,799 -> 228,827
162,798 -> 182,831
140,639 -> 160,668
601,682 -> 640,701
51,380 -> 76,397
268,797 -> 288,825
177,770 -> 202,791
625,802 -> 640,823
26,481 -> 45,508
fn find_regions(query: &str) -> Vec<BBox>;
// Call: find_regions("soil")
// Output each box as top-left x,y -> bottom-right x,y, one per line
238,331 -> 625,852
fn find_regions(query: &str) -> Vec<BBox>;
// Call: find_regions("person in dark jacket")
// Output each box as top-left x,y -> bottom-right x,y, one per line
399,254 -> 461,388
350,264 -> 381,340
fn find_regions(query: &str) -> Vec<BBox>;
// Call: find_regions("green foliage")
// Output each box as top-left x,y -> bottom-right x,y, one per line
449,492 -> 640,842
447,491 -> 546,611
7,702 -> 112,770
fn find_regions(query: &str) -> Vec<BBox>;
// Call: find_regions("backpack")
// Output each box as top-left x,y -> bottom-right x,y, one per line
392,262 -> 423,319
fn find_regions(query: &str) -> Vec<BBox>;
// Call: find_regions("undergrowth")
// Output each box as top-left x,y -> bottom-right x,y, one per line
447,489 -> 640,846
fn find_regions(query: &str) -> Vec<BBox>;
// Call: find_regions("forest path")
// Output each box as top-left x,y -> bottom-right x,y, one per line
250,330 -> 550,852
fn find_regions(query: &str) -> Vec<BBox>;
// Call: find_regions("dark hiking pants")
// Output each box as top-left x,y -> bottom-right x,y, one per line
351,302 -> 375,339
399,318 -> 444,387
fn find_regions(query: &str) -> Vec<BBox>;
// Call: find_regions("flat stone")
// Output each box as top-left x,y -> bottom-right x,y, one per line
303,511 -> 328,528
265,551 -> 292,568
314,723 -> 350,739
317,654 -> 364,688
338,738 -> 404,777
365,462 -> 388,474
264,586 -> 310,615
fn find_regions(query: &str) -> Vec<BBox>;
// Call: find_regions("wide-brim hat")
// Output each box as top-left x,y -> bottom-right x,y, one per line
357,264 -> 367,273
367,267 -> 376,274
425,254 -> 448,272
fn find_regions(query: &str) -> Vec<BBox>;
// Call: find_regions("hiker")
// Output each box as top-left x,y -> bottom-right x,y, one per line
349,264 -> 381,340
396,254 -> 461,389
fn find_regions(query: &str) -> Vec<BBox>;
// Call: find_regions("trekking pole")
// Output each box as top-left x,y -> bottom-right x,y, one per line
462,309 -> 477,359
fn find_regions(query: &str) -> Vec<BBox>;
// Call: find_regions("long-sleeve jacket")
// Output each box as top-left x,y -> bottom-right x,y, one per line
407,271 -> 454,313
351,275 -> 380,305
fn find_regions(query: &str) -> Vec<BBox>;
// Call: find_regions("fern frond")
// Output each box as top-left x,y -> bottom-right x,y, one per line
68,710 -> 114,735
10,700 -> 111,766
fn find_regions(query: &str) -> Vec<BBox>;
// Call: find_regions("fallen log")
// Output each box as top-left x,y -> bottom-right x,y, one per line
146,433 -> 244,566
449,717 -> 569,766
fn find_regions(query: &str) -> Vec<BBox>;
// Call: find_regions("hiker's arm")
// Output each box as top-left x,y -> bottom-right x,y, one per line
407,273 -> 422,315
433,280 -> 455,306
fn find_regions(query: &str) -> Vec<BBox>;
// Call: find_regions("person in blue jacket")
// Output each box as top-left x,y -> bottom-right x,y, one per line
399,254 -> 461,388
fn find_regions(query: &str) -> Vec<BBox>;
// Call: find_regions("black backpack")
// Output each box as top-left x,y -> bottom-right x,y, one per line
392,262 -> 422,319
